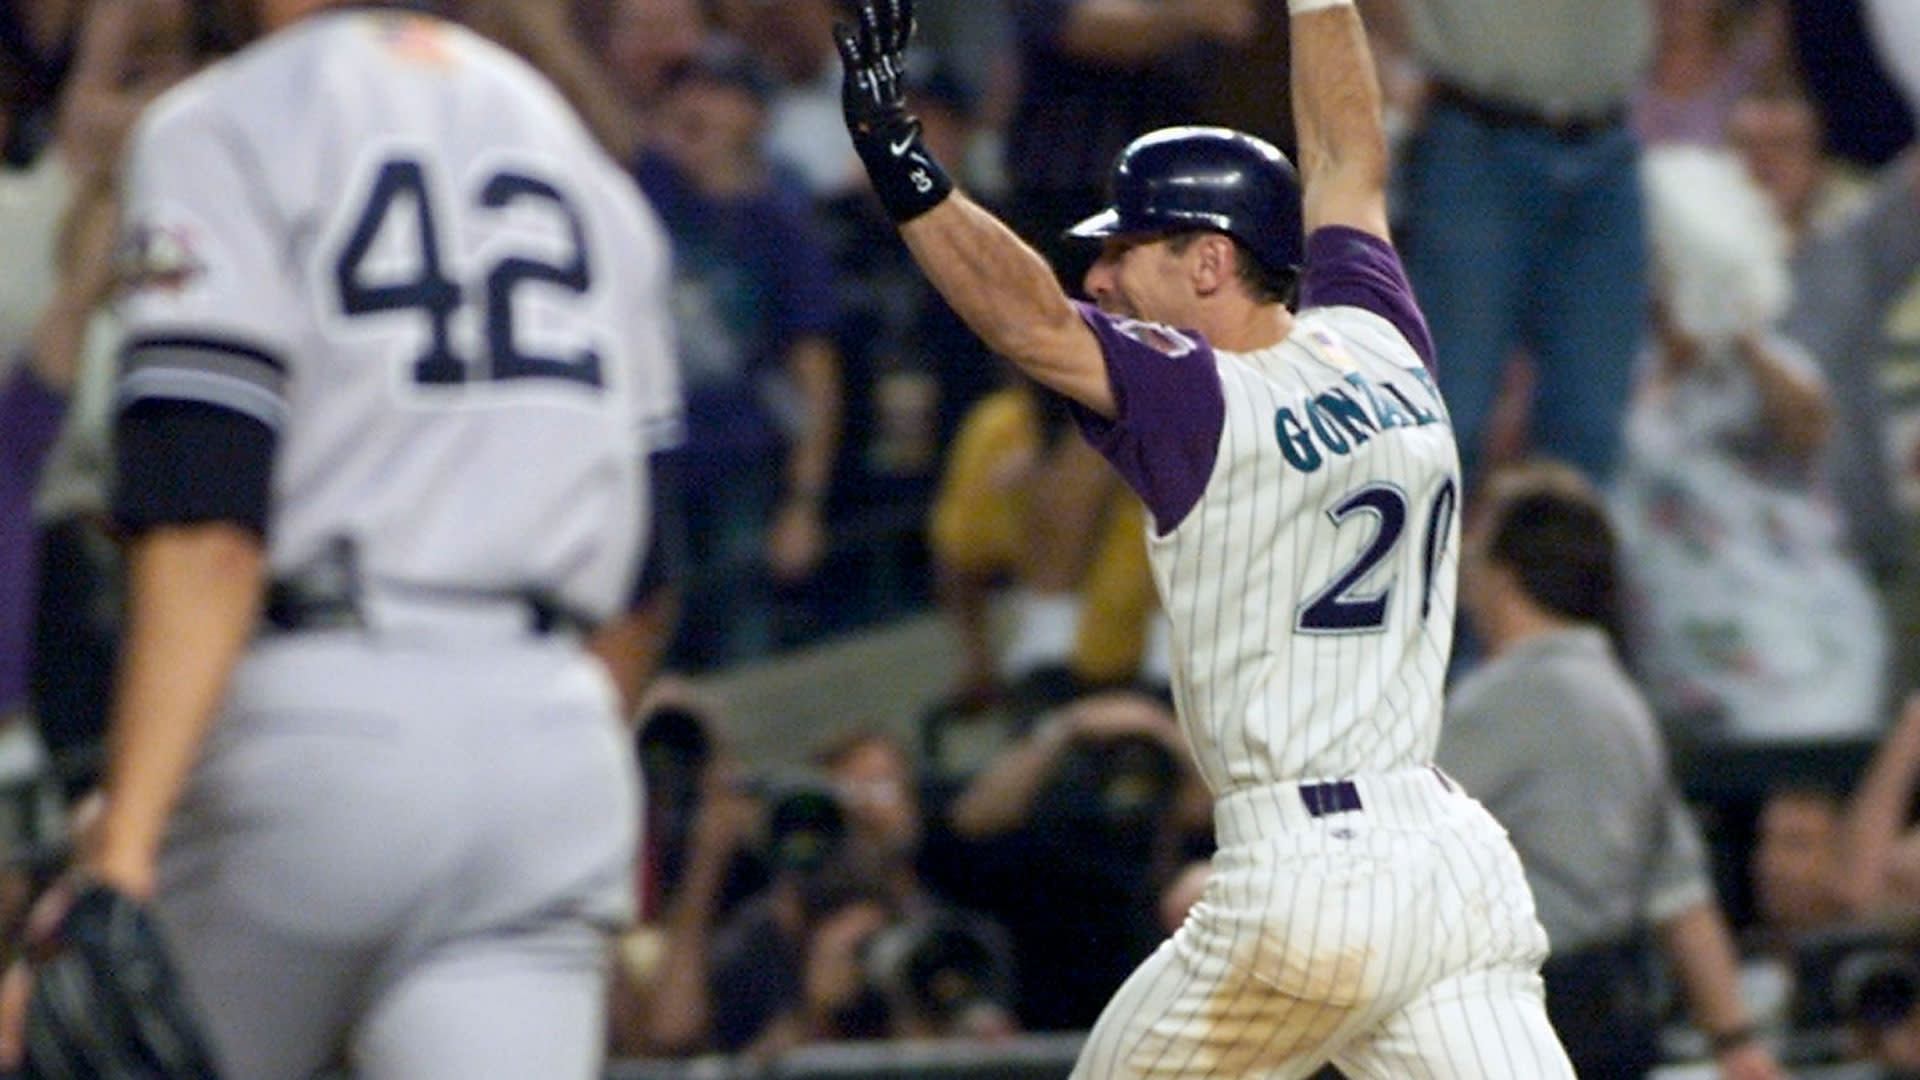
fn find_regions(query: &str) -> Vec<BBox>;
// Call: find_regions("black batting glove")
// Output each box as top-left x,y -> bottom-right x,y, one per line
833,0 -> 953,223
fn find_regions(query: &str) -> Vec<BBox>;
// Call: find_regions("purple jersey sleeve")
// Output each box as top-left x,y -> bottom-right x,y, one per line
1298,226 -> 1438,374
1066,301 -> 1224,534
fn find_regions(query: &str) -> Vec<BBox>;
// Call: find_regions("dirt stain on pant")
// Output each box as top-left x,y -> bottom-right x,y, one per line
1124,930 -> 1377,1078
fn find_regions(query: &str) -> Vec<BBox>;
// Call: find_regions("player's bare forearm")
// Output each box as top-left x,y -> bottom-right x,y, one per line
92,523 -> 264,898
900,195 -> 1115,417
1292,3 -> 1392,241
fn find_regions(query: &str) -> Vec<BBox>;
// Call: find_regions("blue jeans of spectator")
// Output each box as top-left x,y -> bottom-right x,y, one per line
1397,103 -> 1648,490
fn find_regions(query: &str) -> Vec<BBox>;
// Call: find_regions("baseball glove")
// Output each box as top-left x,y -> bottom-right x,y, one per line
22,882 -> 223,1080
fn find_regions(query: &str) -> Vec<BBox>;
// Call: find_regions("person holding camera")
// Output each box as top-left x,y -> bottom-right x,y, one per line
704,780 -> 893,1058
608,679 -> 763,1058
703,727 -> 1020,1057
813,727 -> 1019,1041
943,690 -> 1210,1032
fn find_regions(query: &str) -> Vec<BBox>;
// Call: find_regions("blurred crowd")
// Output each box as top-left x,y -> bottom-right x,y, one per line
9,0 -> 1920,1075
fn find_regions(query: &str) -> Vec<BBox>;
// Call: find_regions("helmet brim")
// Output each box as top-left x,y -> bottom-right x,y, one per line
1064,208 -> 1125,241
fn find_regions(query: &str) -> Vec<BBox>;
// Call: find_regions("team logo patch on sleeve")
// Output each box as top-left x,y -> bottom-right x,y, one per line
119,216 -> 209,295
1112,316 -> 1199,358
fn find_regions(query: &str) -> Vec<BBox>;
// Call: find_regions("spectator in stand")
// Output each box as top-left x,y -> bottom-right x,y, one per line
1632,0 -> 1789,147
55,0 -> 196,189
1748,783 -> 1854,952
1437,460 -> 1782,1080
607,680 -> 764,1058
812,727 -> 1018,1040
714,0 -> 862,201
1783,8 -> 1920,691
1612,144 -> 1885,747
602,0 -> 708,144
1783,151 -> 1920,674
1371,0 -> 1648,489
0,0 -> 87,165
943,691 -> 1210,1032
909,0 -> 1015,196
677,720 -> 1019,1058
813,729 -> 937,913
632,38 -> 843,670
1728,81 -> 1870,254
1002,0 -> 1255,292
929,382 -> 1162,717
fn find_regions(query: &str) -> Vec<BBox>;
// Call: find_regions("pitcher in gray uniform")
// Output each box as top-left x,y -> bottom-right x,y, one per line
10,0 -> 682,1077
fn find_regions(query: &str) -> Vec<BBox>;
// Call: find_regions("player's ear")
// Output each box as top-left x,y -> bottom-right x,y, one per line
1190,234 -> 1233,297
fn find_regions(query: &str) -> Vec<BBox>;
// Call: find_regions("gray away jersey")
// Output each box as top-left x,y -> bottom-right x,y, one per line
1073,227 -> 1456,793
114,9 -> 681,620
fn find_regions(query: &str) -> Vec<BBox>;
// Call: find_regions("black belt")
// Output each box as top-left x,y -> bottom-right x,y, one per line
1298,768 -> 1455,818
262,580 -> 592,636
1430,80 -> 1626,141
1299,779 -> 1363,817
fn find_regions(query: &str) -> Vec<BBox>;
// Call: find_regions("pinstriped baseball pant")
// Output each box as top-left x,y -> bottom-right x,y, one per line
1072,770 -> 1575,1079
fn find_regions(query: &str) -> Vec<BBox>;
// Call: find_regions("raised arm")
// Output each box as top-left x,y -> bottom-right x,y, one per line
1291,0 -> 1392,242
1837,694 -> 1920,915
833,0 -> 1115,417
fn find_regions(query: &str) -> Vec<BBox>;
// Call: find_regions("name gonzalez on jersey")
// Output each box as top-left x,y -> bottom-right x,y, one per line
1110,312 -> 1447,476
1276,325 -> 1449,475
1277,367 -> 1447,475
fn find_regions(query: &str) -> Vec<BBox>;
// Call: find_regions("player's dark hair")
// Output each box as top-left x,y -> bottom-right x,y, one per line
1485,488 -> 1622,641
1164,231 -> 1299,307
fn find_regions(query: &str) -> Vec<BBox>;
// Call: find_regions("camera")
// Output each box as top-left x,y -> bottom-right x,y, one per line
1792,924 -> 1920,1032
765,782 -> 849,877
637,704 -> 712,812
861,909 -> 1016,1037
1838,948 -> 1920,1030
1042,730 -> 1180,837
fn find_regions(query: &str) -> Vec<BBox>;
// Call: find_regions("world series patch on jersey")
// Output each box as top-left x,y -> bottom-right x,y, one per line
115,9 -> 682,621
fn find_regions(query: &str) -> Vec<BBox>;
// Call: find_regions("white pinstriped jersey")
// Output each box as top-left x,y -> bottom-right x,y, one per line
1074,227 -> 1456,794
114,8 -> 680,620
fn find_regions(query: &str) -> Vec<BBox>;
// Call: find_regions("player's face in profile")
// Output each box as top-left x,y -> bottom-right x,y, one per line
1082,234 -> 1182,322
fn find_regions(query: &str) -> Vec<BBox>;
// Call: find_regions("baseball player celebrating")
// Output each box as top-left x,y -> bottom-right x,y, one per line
834,0 -> 1576,1076
0,1 -> 680,1078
